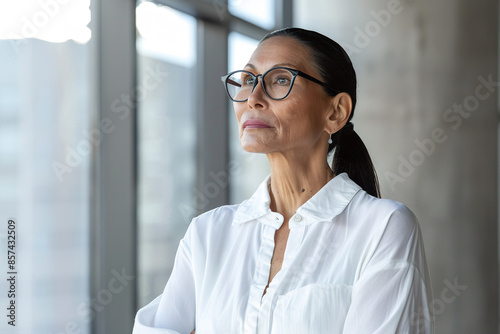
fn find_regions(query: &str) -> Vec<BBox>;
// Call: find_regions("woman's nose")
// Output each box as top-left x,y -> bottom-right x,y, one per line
247,77 -> 267,108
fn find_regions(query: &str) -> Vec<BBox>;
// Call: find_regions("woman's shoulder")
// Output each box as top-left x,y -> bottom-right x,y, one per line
190,203 -> 241,231
187,199 -> 260,239
348,190 -> 420,238
183,202 -> 250,254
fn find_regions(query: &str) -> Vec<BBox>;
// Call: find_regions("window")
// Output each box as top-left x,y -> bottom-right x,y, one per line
136,1 -> 198,307
0,2 -> 91,43
229,0 -> 275,30
0,33 -> 92,334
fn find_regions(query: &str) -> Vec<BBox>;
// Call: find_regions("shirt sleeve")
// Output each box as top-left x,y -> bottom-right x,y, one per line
342,205 -> 434,334
133,224 -> 196,334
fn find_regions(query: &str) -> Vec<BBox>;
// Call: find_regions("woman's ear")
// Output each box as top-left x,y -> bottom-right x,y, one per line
324,92 -> 352,134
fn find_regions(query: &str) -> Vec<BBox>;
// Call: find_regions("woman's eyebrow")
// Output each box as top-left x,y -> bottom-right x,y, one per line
272,62 -> 298,68
243,62 -> 299,71
244,63 -> 256,70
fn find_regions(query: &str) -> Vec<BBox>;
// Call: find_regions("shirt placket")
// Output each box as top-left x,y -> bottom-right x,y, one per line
256,216 -> 306,333
243,216 -> 282,334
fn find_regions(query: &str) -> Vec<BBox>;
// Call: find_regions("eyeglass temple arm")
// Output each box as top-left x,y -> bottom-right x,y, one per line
221,75 -> 242,88
227,78 -> 241,87
296,70 -> 325,86
296,70 -> 340,93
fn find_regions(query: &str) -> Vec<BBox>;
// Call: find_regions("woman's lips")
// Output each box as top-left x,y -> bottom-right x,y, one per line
243,119 -> 271,129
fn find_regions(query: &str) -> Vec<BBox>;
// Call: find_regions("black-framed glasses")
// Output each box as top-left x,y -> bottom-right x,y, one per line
220,66 -> 338,102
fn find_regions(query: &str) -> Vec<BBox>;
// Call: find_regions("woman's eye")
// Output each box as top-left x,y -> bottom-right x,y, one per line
275,77 -> 290,85
243,77 -> 255,85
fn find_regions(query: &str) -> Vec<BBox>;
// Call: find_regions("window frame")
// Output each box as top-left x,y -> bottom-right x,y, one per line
91,0 -> 137,333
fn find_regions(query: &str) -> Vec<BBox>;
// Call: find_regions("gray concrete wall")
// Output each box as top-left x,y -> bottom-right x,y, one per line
295,0 -> 498,332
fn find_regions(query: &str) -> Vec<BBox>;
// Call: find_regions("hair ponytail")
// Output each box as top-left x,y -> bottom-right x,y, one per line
329,122 -> 380,198
262,28 -> 381,197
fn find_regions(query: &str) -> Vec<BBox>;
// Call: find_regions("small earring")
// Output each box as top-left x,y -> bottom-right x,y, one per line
328,136 -> 333,144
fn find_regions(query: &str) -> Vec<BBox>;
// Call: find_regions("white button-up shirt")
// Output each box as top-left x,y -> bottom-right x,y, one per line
133,173 -> 433,334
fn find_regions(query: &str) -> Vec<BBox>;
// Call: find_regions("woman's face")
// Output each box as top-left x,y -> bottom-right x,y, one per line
233,36 -> 334,155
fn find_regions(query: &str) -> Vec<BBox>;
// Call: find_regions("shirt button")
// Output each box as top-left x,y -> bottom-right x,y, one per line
293,214 -> 302,222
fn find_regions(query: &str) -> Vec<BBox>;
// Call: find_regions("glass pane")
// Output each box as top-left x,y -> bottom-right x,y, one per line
0,37 -> 92,334
136,2 -> 197,307
0,2 -> 91,44
228,32 -> 270,204
229,0 -> 275,30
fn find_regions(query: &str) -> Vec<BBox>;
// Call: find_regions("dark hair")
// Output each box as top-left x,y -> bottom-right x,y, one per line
261,27 -> 380,198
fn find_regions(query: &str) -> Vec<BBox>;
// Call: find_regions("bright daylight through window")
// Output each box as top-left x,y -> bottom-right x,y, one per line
0,1 -> 91,44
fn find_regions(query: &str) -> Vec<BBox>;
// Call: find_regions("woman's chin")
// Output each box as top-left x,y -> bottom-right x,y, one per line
240,140 -> 270,153
241,144 -> 268,153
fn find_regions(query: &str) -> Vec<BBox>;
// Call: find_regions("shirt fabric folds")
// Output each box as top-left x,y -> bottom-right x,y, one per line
133,172 -> 434,334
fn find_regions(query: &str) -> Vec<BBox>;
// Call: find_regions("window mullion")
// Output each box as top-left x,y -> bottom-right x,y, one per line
195,21 -> 230,214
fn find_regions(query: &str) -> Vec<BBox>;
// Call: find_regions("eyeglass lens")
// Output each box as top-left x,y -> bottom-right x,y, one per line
226,68 -> 294,101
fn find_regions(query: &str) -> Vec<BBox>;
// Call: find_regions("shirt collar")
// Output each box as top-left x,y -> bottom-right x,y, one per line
232,172 -> 362,227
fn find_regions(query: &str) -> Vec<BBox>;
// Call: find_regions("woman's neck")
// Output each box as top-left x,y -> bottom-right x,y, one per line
266,150 -> 333,222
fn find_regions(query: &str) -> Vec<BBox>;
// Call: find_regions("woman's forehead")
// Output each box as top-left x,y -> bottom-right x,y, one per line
245,36 -> 313,72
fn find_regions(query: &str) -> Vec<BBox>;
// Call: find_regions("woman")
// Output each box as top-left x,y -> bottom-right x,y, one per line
133,27 -> 433,334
